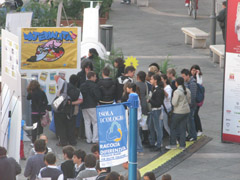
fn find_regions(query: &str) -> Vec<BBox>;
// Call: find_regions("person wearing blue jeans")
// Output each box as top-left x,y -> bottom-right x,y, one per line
188,107 -> 197,140
148,74 -> 165,151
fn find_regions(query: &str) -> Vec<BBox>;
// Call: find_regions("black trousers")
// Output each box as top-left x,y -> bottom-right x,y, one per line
31,114 -> 43,143
55,112 -> 76,145
194,106 -> 202,132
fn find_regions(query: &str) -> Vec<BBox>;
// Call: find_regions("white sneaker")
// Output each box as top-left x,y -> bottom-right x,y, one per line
179,146 -> 186,150
185,3 -> 189,7
197,131 -> 203,137
165,145 -> 177,150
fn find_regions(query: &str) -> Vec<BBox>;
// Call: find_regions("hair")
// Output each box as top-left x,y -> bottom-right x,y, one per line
162,174 -> 172,180
149,63 -> 160,71
124,66 -> 136,74
69,74 -> 79,86
161,74 -> 170,85
137,71 -> 146,82
91,143 -> 99,153
147,71 -> 155,80
39,134 -> 48,140
95,160 -> 107,171
105,171 -> 120,180
87,71 -> 96,79
82,61 -> 93,71
62,145 -> 75,159
89,48 -> 99,57
73,149 -> 86,162
190,64 -> 202,76
152,74 -> 164,88
34,139 -> 46,153
222,1 -> 226,6
0,146 -> 7,156
181,68 -> 191,76
114,58 -> 125,68
27,80 -> 40,93
144,172 -> 156,180
84,154 -> 96,168
102,66 -> 110,77
126,82 -> 141,97
175,77 -> 187,95
149,66 -> 159,74
44,152 -> 56,165
167,68 -> 176,77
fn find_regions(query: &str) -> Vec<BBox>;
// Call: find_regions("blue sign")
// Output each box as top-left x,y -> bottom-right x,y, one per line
97,104 -> 128,168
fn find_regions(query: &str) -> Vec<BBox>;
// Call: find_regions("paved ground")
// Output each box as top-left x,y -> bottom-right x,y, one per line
18,0 -> 240,179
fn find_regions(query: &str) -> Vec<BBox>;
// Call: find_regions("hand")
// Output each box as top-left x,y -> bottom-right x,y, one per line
196,70 -> 200,74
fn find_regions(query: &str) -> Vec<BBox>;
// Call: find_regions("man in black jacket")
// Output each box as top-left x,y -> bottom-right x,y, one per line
217,1 -> 227,42
98,67 -> 116,105
80,71 -> 101,144
0,146 -> 21,180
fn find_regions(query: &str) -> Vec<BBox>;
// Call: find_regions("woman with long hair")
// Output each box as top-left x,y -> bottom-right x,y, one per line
114,57 -> 125,79
27,80 -> 48,144
165,77 -> 191,150
190,64 -> 203,137
148,74 -> 165,151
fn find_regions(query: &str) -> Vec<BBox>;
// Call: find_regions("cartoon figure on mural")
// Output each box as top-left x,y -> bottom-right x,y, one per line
27,31 -> 77,62
106,121 -> 123,142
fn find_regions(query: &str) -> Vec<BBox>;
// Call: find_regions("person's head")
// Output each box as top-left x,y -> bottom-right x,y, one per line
222,1 -> 226,8
105,171 -> 121,180
0,146 -> 7,157
73,149 -> 86,165
83,61 -> 93,74
146,71 -> 155,82
162,174 -> 171,180
143,172 -> 156,180
175,77 -> 187,95
122,161 -> 128,170
114,58 -> 125,68
149,63 -> 160,72
69,74 -> 79,86
166,68 -> 176,79
88,48 -> 99,58
87,71 -> 97,82
150,74 -> 163,88
27,80 -> 40,93
181,69 -> 191,82
126,82 -> 137,94
102,66 -> 110,77
84,154 -> 96,168
137,71 -> 146,82
95,160 -> 108,174
91,143 -> 99,160
124,66 -> 136,78
190,64 -> 202,77
149,66 -> 159,74
62,145 -> 75,160
161,74 -> 170,86
44,152 -> 56,166
39,134 -> 48,144
34,139 -> 46,153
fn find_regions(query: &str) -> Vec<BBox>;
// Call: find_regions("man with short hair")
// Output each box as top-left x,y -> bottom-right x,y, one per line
73,149 -> 86,177
98,66 -> 116,105
80,71 -> 101,144
29,134 -> 53,156
167,68 -> 177,91
60,145 -> 75,180
217,1 -> 227,42
24,139 -> 46,180
116,66 -> 135,102
38,152 -> 63,180
95,161 -> 109,180
181,69 -> 197,141
0,146 -> 21,180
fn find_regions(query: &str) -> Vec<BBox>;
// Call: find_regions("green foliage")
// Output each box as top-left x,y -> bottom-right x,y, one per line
23,0 -> 57,27
63,0 -> 83,19
159,56 -> 175,75
99,0 -> 113,17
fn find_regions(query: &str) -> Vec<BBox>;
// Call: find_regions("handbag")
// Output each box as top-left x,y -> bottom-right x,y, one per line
51,81 -> 68,112
40,110 -> 50,127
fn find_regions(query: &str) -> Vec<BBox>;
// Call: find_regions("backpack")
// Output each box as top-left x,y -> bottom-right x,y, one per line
196,83 -> 205,103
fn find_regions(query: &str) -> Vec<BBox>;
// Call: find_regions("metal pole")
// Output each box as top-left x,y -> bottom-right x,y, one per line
127,93 -> 138,180
210,0 -> 216,46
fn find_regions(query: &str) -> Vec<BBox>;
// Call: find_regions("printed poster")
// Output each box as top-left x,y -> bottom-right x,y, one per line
97,104 -> 128,168
222,0 -> 240,143
21,27 -> 78,69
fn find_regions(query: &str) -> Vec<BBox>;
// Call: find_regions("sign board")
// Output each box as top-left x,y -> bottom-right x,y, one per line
97,104 -> 128,167
222,0 -> 240,143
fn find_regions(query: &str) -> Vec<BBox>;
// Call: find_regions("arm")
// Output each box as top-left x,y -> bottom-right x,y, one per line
58,174 -> 64,180
189,83 -> 197,106
24,158 -> 32,177
14,159 -> 21,175
196,74 -> 203,85
171,91 -> 179,107
71,98 -> 83,105
93,86 -> 101,102
187,89 -> 191,104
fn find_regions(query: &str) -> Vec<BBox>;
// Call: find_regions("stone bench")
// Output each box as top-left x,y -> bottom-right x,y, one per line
181,27 -> 209,48
209,44 -> 225,68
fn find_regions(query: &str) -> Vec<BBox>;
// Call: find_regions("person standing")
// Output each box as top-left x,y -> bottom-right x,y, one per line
165,77 -> 191,150
181,69 -> 197,141
114,58 -> 125,79
60,146 -> 75,180
27,80 -> 48,144
217,1 -> 227,42
190,65 -> 203,137
0,146 -> 21,180
80,71 -> 101,144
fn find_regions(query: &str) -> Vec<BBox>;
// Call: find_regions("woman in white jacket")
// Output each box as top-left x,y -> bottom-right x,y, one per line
166,77 -> 191,150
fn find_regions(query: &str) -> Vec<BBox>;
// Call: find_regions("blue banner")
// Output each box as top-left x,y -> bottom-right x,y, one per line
97,104 -> 128,167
